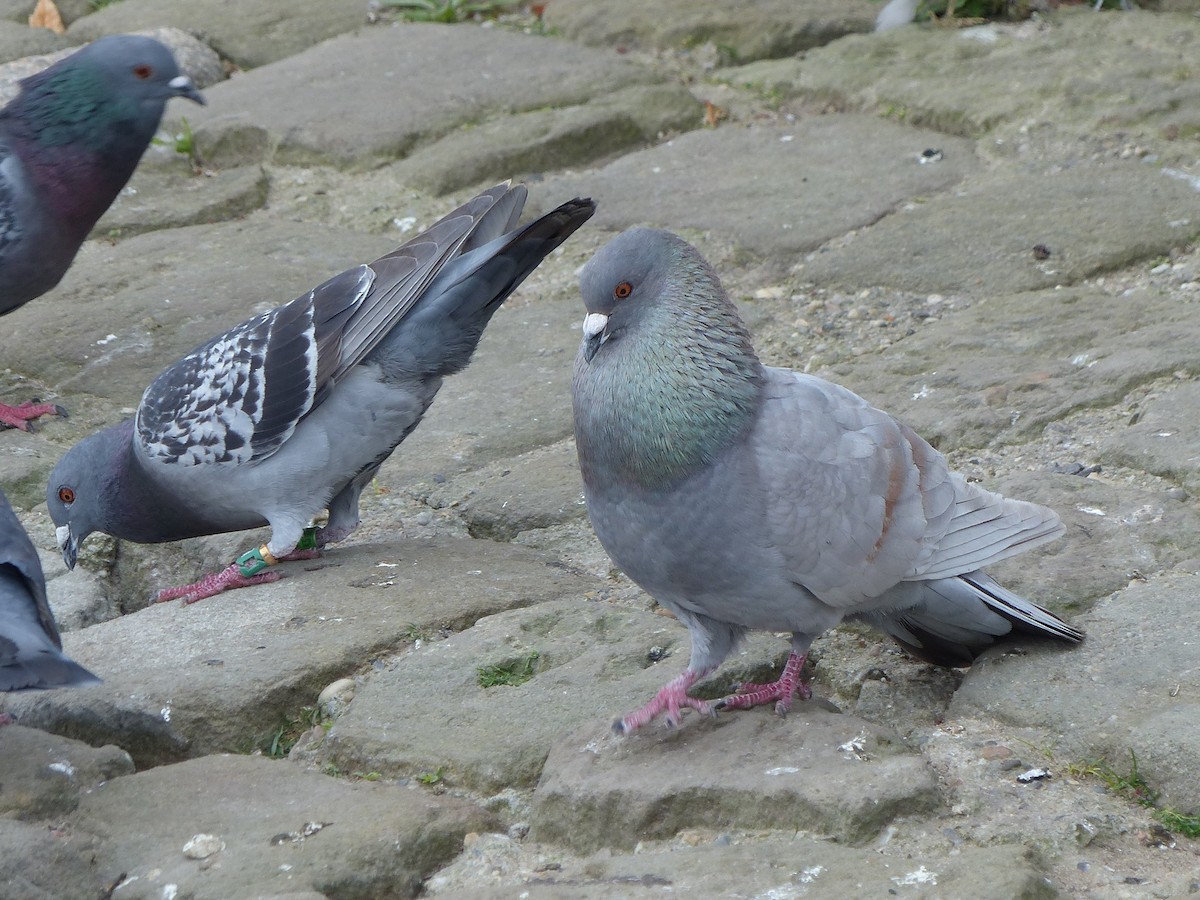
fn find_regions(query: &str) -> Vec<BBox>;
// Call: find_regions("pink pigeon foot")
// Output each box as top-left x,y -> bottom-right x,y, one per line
152,562 -> 282,605
0,713 -> 14,727
715,651 -> 811,716
0,400 -> 66,432
614,667 -> 716,734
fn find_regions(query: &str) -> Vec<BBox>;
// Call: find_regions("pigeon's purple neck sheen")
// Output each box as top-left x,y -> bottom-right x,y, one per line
4,66 -> 160,238
574,259 -> 764,491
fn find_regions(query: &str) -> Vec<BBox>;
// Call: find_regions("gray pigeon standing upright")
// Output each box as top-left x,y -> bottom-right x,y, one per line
48,183 -> 595,605
571,227 -> 1082,734
0,488 -> 99,715
0,34 -> 205,431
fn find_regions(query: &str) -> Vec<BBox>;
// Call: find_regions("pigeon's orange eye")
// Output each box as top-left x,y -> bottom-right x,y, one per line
614,281 -> 633,300
57,487 -> 76,505
133,64 -> 153,80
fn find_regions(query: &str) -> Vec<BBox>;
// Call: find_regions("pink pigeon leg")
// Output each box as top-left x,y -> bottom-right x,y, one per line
152,562 -> 282,605
614,667 -> 716,735
715,651 -> 811,716
0,400 -> 65,432
274,548 -> 321,563
0,713 -> 14,727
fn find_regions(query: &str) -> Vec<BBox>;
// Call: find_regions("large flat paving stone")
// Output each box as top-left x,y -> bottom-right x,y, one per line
0,818 -> 104,900
68,753 -> 497,900
531,708 -> 939,853
382,83 -> 701,196
0,538 -> 596,768
431,834 -> 1051,899
822,282 -> 1198,449
545,0 -> 880,61
67,0 -> 366,69
540,115 -> 979,267
1098,380 -> 1200,496
800,164 -> 1199,296
0,725 -> 133,821
308,598 -> 793,794
727,8 -> 1200,153
951,573 -> 1200,813
94,164 -> 270,239
188,24 -> 701,172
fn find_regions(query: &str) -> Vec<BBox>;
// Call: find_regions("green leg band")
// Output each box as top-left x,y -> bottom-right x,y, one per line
295,525 -> 320,552
236,547 -> 272,577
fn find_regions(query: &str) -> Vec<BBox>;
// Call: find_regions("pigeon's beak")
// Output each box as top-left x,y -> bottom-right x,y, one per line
169,75 -> 206,106
582,312 -> 609,363
56,525 -> 79,571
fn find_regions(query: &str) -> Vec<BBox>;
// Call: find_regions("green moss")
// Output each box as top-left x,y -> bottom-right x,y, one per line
477,651 -> 541,687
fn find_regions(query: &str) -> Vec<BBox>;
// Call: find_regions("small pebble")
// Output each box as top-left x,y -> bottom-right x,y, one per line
318,677 -> 356,716
182,834 -> 224,859
415,510 -> 433,526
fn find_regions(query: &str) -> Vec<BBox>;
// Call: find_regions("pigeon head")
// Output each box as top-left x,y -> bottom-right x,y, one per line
5,35 -> 205,229
70,34 -> 205,107
11,35 -> 205,146
572,227 -> 764,488
46,422 -> 137,570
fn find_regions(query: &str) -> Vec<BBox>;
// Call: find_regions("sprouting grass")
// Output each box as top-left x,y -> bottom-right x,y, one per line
263,705 -> 324,759
417,765 -> 446,785
375,0 -> 522,23
477,650 -> 540,688
1069,751 -> 1200,838
152,116 -> 202,171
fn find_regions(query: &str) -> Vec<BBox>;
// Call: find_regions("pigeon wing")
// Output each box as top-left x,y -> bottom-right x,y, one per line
754,369 -> 958,608
135,265 -> 372,467
755,368 -> 1061,608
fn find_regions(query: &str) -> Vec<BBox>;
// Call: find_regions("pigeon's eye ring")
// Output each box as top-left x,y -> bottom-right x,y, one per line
614,281 -> 633,300
57,487 -> 76,506
133,64 -> 153,80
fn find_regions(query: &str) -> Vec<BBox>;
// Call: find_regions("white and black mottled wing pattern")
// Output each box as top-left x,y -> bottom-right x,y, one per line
136,265 -> 373,467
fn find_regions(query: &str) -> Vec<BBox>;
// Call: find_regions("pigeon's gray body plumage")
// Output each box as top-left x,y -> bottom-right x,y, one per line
48,184 -> 595,603
0,34 -> 204,430
571,227 -> 1081,732
0,490 -> 99,695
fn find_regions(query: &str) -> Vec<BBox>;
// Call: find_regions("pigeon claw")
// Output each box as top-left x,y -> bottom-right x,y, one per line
613,667 -> 715,734
152,563 -> 283,605
714,651 -> 810,717
0,400 -> 67,431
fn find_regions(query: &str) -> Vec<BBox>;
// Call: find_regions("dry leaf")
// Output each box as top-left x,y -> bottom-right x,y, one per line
704,100 -> 727,129
29,0 -> 65,35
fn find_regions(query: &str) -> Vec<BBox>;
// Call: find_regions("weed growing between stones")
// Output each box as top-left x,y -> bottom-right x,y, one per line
262,705 -> 325,759
1069,751 -> 1200,839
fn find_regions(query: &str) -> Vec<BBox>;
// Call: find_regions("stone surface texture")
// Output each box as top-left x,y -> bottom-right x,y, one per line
1,3 -> 1198,898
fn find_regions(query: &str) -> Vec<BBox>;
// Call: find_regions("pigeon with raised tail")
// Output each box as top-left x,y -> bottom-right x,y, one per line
48,183 -> 595,604
571,227 -> 1082,734
0,34 -> 205,431
0,489 -> 99,716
